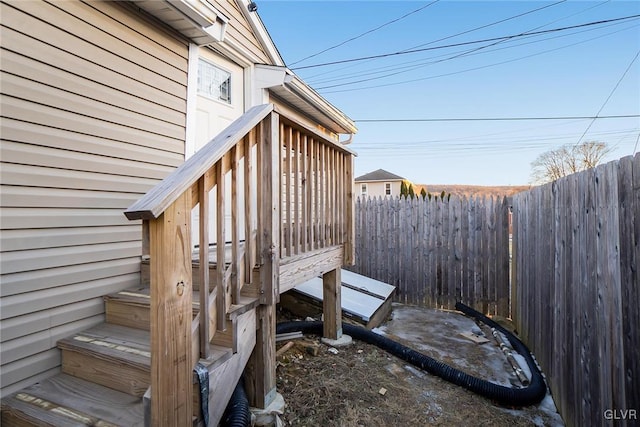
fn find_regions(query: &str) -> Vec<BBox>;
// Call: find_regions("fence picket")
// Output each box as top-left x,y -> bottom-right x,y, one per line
512,154 -> 638,426
349,194 -> 510,316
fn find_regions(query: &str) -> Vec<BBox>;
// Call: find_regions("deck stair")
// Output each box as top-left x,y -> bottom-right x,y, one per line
1,277 -> 258,426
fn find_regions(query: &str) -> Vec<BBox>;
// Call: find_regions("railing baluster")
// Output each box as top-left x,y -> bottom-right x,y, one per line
232,143 -> 241,303
319,142 -> 325,248
302,134 -> 309,252
198,175 -> 211,359
216,159 -> 226,331
284,125 -> 292,257
245,131 -> 254,285
256,122 -> 264,266
294,130 -> 301,255
312,138 -> 318,250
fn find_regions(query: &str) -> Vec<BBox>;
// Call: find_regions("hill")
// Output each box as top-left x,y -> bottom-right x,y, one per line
415,184 -> 531,199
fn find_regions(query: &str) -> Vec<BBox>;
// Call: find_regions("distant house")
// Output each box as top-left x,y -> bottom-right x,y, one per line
355,169 -> 406,198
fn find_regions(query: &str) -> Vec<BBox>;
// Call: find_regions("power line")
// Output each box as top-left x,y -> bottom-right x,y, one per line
396,0 -> 567,54
316,21 -> 636,90
307,1 -> 614,88
575,49 -> 640,146
354,114 -> 640,123
288,1 -> 440,66
303,0 -> 602,83
292,14 -> 640,70
321,24 -> 638,94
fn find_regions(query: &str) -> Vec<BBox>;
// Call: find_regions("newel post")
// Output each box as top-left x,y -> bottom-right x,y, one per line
148,192 -> 193,426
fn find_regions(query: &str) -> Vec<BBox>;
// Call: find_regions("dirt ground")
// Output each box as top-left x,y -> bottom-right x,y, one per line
275,303 -> 564,426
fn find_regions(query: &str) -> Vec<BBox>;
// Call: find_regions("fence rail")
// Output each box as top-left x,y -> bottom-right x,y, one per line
512,153 -> 639,427
349,195 -> 510,317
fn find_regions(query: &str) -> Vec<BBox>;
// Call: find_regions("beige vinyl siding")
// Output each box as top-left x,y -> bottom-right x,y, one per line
0,0 -> 188,397
355,181 -> 403,198
218,0 -> 271,63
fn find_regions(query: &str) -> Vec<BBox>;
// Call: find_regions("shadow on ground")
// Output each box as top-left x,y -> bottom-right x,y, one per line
275,303 -> 564,426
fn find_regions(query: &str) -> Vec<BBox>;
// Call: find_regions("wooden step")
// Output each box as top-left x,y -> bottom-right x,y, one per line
105,287 -> 259,329
1,373 -> 144,426
57,324 -> 151,397
141,258 -> 261,294
104,286 -> 199,331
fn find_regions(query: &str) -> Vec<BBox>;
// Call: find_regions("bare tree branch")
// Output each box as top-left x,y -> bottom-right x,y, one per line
530,141 -> 611,184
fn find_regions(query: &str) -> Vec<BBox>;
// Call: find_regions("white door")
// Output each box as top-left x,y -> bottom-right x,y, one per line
190,48 -> 245,249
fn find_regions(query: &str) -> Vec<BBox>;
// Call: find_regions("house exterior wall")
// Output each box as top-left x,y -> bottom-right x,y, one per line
355,181 -> 402,198
0,0 -> 188,397
217,0 -> 271,63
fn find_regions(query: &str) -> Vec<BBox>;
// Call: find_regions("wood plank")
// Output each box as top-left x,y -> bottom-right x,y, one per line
322,268 -> 342,340
259,112 -> 280,305
216,160 -> 227,332
279,245 -> 344,294
284,125 -> 292,257
619,154 -> 640,415
125,104 -> 273,220
245,304 -> 276,409
244,133 -> 256,284
232,144 -> 242,303
294,130 -> 301,255
0,374 -> 143,426
57,324 -> 150,396
275,109 -> 357,156
147,193 -> 193,426
198,175 -> 211,358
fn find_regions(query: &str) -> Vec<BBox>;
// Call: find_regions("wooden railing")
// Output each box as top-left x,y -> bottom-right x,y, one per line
279,117 -> 354,259
124,103 -> 355,425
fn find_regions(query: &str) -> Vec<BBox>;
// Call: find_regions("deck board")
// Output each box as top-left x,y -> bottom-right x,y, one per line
1,373 -> 143,426
292,271 -> 395,325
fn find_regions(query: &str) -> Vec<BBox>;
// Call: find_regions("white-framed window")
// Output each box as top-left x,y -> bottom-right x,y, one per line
197,58 -> 231,103
385,182 -> 392,196
361,183 -> 367,195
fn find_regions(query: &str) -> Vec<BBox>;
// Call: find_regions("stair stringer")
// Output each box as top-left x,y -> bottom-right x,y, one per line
202,307 -> 257,426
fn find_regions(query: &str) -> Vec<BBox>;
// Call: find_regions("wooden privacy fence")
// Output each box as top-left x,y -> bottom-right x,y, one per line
512,153 -> 639,427
349,195 -> 511,317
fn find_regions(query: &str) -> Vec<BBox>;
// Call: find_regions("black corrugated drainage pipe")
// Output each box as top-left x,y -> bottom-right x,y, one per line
220,379 -> 251,427
275,302 -> 547,407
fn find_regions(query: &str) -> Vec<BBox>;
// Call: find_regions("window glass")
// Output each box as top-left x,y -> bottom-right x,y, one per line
198,59 -> 231,103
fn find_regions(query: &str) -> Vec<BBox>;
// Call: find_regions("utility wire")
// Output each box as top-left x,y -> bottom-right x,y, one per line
292,14 -> 640,70
302,0 -> 600,82
316,20 -> 635,90
298,0 -> 568,81
321,24 -> 638,94
354,114 -> 640,123
288,1 -> 440,66
575,49 -> 640,146
308,0 -> 611,87
397,0 -> 567,53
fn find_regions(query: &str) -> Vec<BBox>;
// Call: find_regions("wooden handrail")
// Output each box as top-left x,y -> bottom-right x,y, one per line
123,102 -> 355,424
125,104 -> 274,220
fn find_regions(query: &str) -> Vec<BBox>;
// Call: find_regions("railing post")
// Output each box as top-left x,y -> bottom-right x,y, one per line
259,111 -> 280,305
323,267 -> 342,340
246,111 -> 280,409
148,193 -> 193,426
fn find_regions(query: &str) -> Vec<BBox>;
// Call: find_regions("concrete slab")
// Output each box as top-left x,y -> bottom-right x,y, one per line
321,334 -> 353,347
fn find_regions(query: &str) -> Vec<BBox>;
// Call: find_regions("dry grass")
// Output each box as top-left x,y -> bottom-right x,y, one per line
276,307 -> 562,426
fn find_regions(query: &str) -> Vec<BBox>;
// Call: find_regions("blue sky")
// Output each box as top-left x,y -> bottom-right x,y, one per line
257,0 -> 640,185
